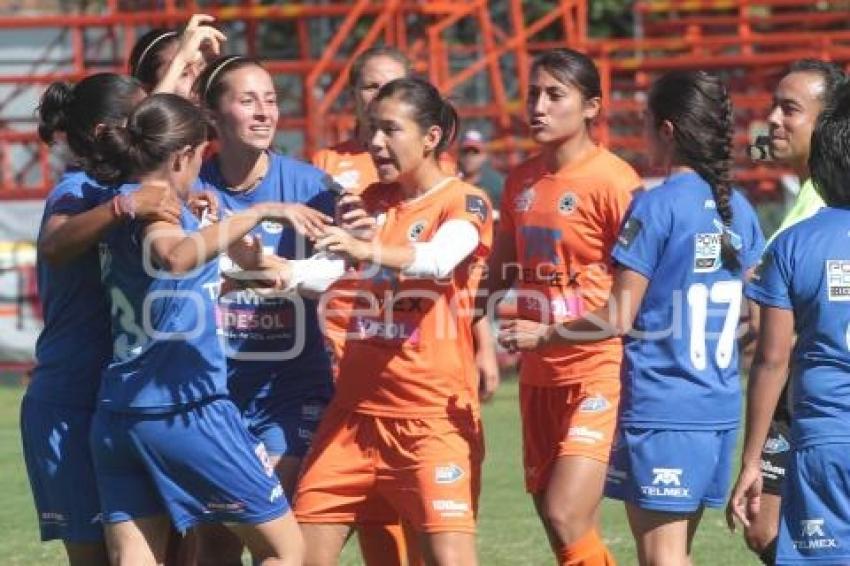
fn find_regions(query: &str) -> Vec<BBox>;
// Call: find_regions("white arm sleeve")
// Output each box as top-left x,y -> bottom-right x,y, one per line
285,252 -> 348,294
401,219 -> 480,279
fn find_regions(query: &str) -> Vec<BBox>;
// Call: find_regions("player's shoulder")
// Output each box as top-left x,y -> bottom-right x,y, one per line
504,153 -> 547,193
590,147 -> 641,190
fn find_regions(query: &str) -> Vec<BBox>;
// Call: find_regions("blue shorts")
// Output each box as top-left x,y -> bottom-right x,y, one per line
605,427 -> 736,513
776,443 -> 850,565
235,379 -> 333,458
20,395 -> 103,543
89,397 -> 288,532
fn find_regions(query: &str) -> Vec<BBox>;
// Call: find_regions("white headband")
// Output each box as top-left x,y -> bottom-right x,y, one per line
203,56 -> 244,100
134,31 -> 178,77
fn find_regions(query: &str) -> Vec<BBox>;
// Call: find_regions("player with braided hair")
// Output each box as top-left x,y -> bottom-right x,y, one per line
499,70 -> 765,564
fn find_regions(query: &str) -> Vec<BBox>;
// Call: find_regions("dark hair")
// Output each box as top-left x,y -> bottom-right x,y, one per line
37,72 -> 142,151
531,48 -> 601,100
129,28 -> 180,90
194,55 -> 265,109
649,70 -> 740,271
348,46 -> 411,88
91,93 -> 208,185
373,77 -> 458,157
810,81 -> 850,208
787,58 -> 847,107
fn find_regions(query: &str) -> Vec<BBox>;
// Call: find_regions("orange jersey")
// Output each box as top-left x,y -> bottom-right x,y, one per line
331,178 -> 493,418
312,139 -> 379,196
314,141 -> 459,370
499,146 -> 641,386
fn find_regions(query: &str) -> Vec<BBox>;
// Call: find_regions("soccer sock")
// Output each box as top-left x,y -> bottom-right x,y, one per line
557,528 -> 615,566
758,538 -> 777,566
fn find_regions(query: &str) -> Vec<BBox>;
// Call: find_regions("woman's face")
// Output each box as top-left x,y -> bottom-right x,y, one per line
526,67 -> 599,145
212,65 -> 279,152
367,96 -> 440,184
354,56 -> 408,123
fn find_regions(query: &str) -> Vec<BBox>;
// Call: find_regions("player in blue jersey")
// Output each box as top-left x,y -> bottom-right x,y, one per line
84,93 -> 330,564
191,55 -> 338,564
499,71 -> 765,564
728,81 -> 850,565
21,73 -> 183,566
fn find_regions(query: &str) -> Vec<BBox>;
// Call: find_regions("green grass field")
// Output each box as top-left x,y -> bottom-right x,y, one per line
0,379 -> 759,565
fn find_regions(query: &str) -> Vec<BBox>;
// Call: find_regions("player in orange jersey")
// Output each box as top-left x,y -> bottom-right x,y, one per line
294,77 -> 493,566
312,47 -> 497,566
481,49 -> 641,565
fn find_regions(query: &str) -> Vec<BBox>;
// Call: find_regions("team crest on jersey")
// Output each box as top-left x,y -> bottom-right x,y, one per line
763,433 -> 790,454
261,220 -> 284,234
514,187 -> 535,213
408,220 -> 428,241
558,192 -> 579,215
694,232 -> 722,273
826,260 -> 850,301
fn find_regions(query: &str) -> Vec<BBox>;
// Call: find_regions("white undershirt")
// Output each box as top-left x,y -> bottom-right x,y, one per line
288,219 -> 480,292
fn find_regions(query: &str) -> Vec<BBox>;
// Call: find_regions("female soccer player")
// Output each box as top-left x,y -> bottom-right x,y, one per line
294,77 -> 493,566
191,55 -> 338,563
481,48 -> 640,565
129,14 -> 225,97
729,80 -> 850,566
500,70 -> 765,565
86,93 -> 329,564
21,73 -> 179,566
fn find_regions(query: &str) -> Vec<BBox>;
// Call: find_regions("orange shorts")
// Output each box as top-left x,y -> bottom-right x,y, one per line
294,408 -> 483,533
520,377 -> 620,493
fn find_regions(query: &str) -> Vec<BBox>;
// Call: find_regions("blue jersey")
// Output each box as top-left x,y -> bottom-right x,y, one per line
613,171 -> 765,429
197,152 -> 334,397
98,200 -> 227,412
29,170 -> 112,409
746,207 -> 850,449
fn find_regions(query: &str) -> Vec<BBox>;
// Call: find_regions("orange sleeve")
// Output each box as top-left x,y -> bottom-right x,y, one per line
497,170 -> 520,235
311,148 -> 331,170
445,184 -> 492,239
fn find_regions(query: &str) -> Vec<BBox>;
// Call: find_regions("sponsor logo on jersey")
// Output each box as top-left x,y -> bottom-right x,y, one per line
432,499 -> 469,517
40,511 -> 66,524
262,220 -> 284,234
694,232 -> 722,272
760,459 -> 786,480
466,194 -> 488,222
206,501 -> 247,513
618,218 -> 642,249
763,433 -> 790,455
579,394 -> 611,413
514,187 -> 535,213
641,468 -> 690,498
794,518 -> 839,550
435,463 -> 465,484
557,192 -> 579,215
567,426 -> 604,444
408,220 -> 428,241
826,260 -> 850,301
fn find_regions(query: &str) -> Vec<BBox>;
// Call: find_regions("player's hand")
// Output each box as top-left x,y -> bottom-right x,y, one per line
220,254 -> 292,296
336,194 -> 376,240
726,462 -> 763,531
497,319 -> 554,352
315,226 -> 371,262
132,182 -> 181,224
227,233 -> 263,271
252,203 -> 333,240
187,190 -> 219,223
176,14 -> 226,66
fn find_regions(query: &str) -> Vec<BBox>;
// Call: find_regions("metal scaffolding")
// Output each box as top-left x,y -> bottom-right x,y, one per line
1,0 -> 849,199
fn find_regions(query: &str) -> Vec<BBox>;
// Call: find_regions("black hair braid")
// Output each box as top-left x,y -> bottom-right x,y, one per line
704,91 -> 740,271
